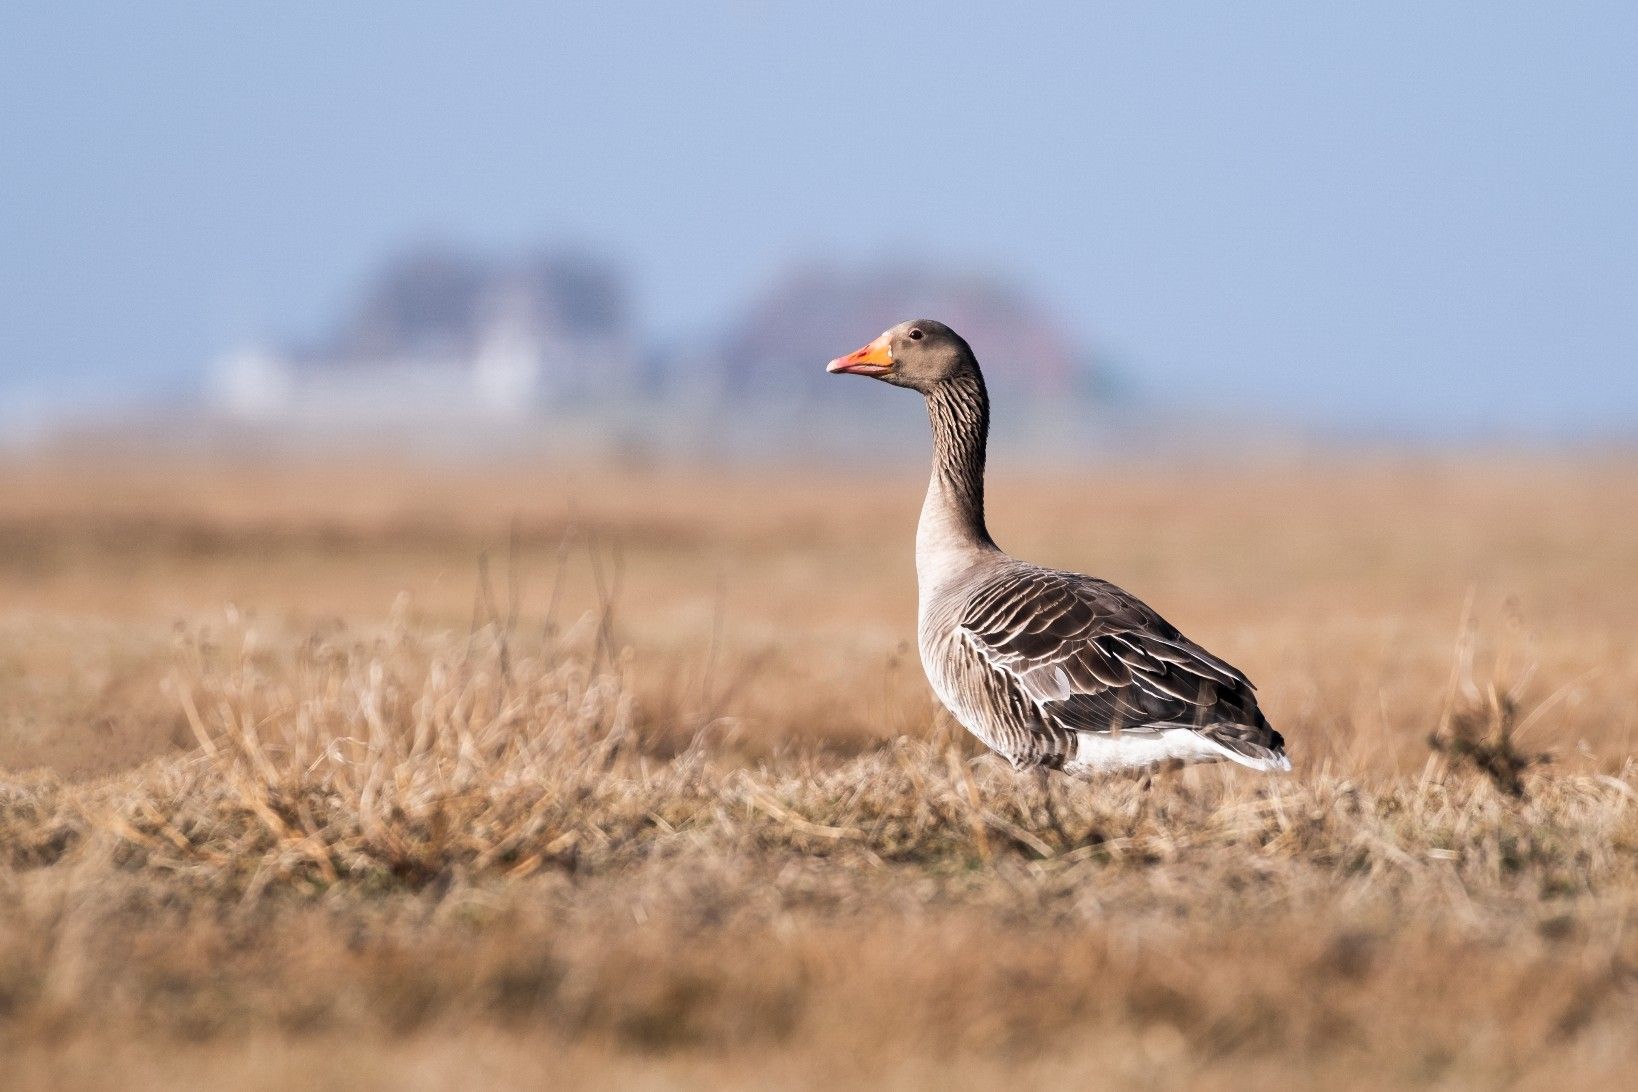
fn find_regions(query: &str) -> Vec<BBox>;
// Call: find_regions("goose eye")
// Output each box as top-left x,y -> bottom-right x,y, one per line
908,329 -> 924,341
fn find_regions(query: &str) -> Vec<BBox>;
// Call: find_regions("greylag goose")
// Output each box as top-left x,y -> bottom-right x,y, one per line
828,320 -> 1289,776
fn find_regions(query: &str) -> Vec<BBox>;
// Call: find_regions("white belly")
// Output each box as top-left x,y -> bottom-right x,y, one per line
1063,728 -> 1232,775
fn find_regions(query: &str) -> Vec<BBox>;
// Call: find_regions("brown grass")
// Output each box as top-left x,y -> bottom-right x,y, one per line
1,452 -> 1636,1089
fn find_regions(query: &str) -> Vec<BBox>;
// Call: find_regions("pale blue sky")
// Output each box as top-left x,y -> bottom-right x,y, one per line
2,2 -> 1636,437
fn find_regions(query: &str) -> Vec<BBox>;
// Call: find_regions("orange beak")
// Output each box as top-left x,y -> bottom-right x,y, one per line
826,333 -> 894,377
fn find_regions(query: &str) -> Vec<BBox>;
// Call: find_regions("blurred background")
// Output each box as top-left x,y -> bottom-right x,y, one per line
4,1 -> 1636,457
8,11 -> 1638,1086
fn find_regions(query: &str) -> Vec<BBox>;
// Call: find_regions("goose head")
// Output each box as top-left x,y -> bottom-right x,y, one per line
827,319 -> 977,394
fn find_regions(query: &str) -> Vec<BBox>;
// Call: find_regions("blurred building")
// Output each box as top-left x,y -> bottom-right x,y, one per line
673,265 -> 1096,406
662,264 -> 1105,453
211,248 -> 639,432
206,250 -> 1110,456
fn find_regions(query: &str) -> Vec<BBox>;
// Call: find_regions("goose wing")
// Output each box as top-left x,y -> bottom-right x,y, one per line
956,566 -> 1283,765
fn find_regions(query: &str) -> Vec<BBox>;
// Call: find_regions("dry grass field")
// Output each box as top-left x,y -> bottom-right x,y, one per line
2,451 -> 1636,1089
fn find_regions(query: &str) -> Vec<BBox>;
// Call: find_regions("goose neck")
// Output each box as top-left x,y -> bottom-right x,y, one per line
917,373 -> 996,581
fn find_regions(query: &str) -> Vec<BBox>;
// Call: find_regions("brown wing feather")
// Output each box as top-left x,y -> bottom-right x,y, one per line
957,565 -> 1284,765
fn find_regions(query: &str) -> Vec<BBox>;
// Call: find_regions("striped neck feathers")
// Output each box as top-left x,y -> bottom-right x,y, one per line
920,371 -> 996,558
